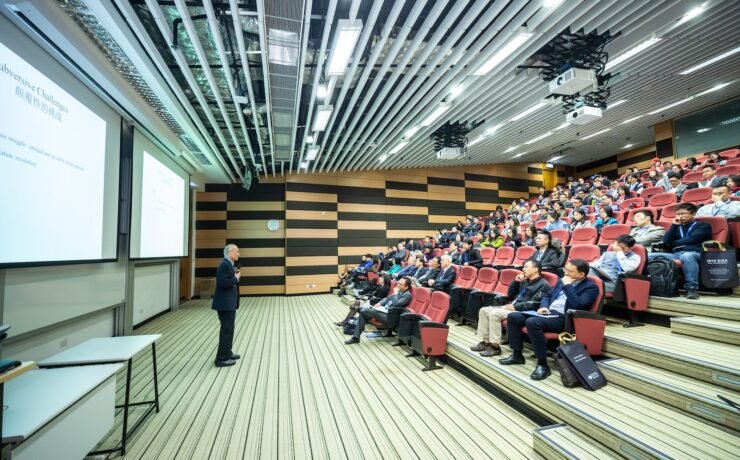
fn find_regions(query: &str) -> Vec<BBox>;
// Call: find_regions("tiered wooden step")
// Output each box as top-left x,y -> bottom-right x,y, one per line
599,358 -> 740,433
648,295 -> 740,320
446,325 -> 738,459
670,316 -> 740,346
603,322 -> 740,391
533,424 -> 620,460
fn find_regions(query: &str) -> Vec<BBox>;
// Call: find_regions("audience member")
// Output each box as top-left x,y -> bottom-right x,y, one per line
427,254 -> 456,292
523,224 -> 538,247
336,274 -> 390,326
528,230 -> 563,271
696,184 -> 740,218
460,239 -> 483,267
545,211 -> 569,231
728,175 -> 740,196
569,208 -> 592,231
345,277 -> 412,345
664,171 -> 687,199
595,206 -> 619,232
590,235 -> 641,293
698,164 -> 725,188
630,209 -> 665,250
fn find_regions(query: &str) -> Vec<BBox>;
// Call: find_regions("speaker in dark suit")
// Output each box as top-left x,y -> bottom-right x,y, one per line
212,244 -> 241,367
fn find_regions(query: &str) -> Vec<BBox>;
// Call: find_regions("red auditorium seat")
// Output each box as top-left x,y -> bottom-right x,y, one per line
731,220 -> 740,248
480,247 -> 495,265
570,227 -> 598,246
491,246 -> 515,266
454,266 -> 478,289
659,203 -> 678,223
447,266 -> 478,321
471,235 -> 481,244
640,186 -> 664,200
384,286 -> 432,335
460,268 -> 500,325
716,165 -> 740,176
560,217 -> 572,224
450,264 -> 461,283
720,148 -> 740,158
585,213 -> 597,224
433,247 -> 443,257
613,210 -> 626,223
681,171 -> 704,184
681,187 -> 713,205
726,158 -> 740,166
492,269 -> 521,299
512,246 -> 536,267
541,271 -> 559,288
398,291 -> 451,371
695,216 -> 729,243
535,220 -> 548,229
605,244 -> 650,327
648,192 -> 678,208
655,220 -> 673,232
549,229 -> 570,246
620,197 -> 645,210
598,224 -> 631,246
625,207 -> 660,225
567,244 -> 601,264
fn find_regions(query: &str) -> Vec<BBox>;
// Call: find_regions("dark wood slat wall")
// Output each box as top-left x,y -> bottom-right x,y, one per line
195,164 -> 542,296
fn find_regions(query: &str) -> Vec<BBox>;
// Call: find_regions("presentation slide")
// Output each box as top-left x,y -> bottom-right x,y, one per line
0,41 -> 110,265
139,151 -> 187,258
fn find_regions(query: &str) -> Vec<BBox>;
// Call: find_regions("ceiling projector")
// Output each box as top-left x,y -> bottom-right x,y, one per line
436,147 -> 464,160
549,68 -> 597,96
566,106 -> 602,125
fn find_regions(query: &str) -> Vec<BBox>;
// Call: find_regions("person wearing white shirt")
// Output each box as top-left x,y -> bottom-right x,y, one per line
698,164 -> 726,188
590,235 -> 642,293
696,185 -> 740,218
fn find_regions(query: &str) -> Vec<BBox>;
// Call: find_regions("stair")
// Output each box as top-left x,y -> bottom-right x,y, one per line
599,358 -> 740,433
648,295 -> 740,321
533,424 -> 620,460
341,294 -> 356,306
603,322 -> 740,391
670,316 -> 740,346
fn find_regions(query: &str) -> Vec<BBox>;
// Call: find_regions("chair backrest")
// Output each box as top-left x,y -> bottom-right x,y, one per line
598,224 -> 631,245
695,216 -> 729,243
682,187 -> 712,205
585,275 -> 605,314
620,197 -> 645,211
567,244 -> 602,263
512,246 -> 536,266
640,186 -> 664,199
625,207 -> 660,225
471,235 -> 481,243
492,246 -> 515,265
408,287 -> 432,315
716,165 -> 740,177
659,203 -> 679,222
607,243 -> 648,274
655,220 -> 673,232
681,171 -> 704,184
480,247 -> 496,265
570,227 -> 598,245
456,266 -> 478,289
471,267 -> 499,292
560,216 -> 572,224
648,192 -> 678,207
450,264 -> 461,283
613,210 -> 626,224
720,148 -> 740,158
541,271 -> 559,288
493,269 -> 521,296
535,220 -> 548,229
727,157 -> 740,166
423,291 -> 450,323
585,213 -> 597,224
388,280 -> 397,296
550,229 -> 570,246
433,247 -> 443,257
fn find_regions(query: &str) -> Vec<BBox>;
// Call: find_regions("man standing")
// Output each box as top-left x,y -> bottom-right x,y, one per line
345,277 -> 412,344
213,244 -> 241,367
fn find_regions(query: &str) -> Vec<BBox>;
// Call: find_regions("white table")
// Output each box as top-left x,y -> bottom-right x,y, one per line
3,364 -> 122,460
37,334 -> 162,456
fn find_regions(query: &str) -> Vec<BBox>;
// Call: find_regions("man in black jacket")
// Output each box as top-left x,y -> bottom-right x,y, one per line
428,254 -> 456,292
527,230 -> 563,272
470,261 -> 551,357
345,277 -> 412,344
415,256 -> 440,286
460,239 -> 483,267
212,244 -> 241,367
648,202 -> 712,299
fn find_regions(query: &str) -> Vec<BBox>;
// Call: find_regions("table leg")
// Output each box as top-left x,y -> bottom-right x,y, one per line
121,358 -> 132,455
151,343 -> 160,413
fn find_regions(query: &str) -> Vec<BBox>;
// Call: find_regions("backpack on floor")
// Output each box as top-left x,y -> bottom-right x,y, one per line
343,318 -> 357,335
647,258 -> 678,297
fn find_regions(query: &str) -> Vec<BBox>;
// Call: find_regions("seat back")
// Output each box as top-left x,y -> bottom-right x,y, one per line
597,224 -> 631,245
433,247 -> 443,257
471,267 -> 498,292
648,192 -> 677,207
550,229 -> 570,246
570,227 -> 598,245
585,213 -> 597,224
625,207 -> 660,226
388,280 -> 397,296
541,271 -> 559,288
695,216 -> 729,243
659,203 -> 679,222
512,246 -> 536,266
450,264 -> 461,283
408,287 -> 432,315
535,220 -> 548,229
456,266 -> 478,289
492,246 -> 515,265
493,269 -> 521,296
613,210 -> 626,223
720,148 -> 740,158
423,291 -> 451,323
480,247 -> 496,265
640,186 -> 664,199
620,197 -> 645,211
567,244 -> 602,264
717,165 -> 740,176
681,171 -> 704,184
727,157 -> 740,166
682,187 -> 712,205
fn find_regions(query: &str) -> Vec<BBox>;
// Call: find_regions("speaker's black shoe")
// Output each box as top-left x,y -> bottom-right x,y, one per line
230,354 -> 240,360
214,359 -> 236,367
530,364 -> 551,381
499,354 -> 525,365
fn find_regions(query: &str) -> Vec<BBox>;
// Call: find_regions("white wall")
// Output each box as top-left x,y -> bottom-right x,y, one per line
133,264 -> 171,326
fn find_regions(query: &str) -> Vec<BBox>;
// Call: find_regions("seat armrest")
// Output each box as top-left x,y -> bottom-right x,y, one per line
620,273 -> 649,280
570,310 -> 606,321
419,321 -> 449,329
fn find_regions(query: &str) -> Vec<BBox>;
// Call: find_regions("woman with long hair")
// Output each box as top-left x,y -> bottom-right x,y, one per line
569,208 -> 592,232
523,224 -> 538,246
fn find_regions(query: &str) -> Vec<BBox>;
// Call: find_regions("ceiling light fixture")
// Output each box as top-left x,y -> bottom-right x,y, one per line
510,101 -> 548,122
648,96 -> 694,115
505,146 -> 519,152
606,99 -> 627,110
306,146 -> 320,160
468,137 -> 485,147
306,134 -> 314,143
543,0 -> 564,7
449,84 -> 464,99
525,131 -> 553,144
420,102 -> 451,127
474,31 -> 534,75
378,154 -> 387,163
299,161 -> 309,169
695,82 -> 732,97
678,4 -> 705,24
550,155 -> 563,162
580,128 -> 611,140
696,128 -> 711,133
405,126 -> 420,138
326,19 -> 363,76
679,46 -> 740,75
553,122 -> 570,131
389,141 -> 409,154
621,115 -> 643,124
622,143 -> 634,149
605,36 -> 661,71
513,151 -> 529,158
312,105 -> 334,131
316,83 -> 327,99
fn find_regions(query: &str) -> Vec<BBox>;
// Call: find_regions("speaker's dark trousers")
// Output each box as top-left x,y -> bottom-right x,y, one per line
216,310 -> 236,361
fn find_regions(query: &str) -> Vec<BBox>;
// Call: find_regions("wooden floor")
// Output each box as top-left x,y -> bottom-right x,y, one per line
95,295 -> 537,459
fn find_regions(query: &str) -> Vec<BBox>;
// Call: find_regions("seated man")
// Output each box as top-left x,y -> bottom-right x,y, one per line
629,209 -> 665,251
345,276 -> 412,344
698,164 -> 726,188
589,235 -> 641,293
392,253 -> 420,279
340,253 -> 374,286
527,230 -> 563,272
696,184 -> 740,218
460,238 -> 483,267
427,254 -> 456,292
470,260 -> 551,357
649,203 -> 711,299
664,171 -> 687,199
500,259 -> 599,381
415,256 -> 441,286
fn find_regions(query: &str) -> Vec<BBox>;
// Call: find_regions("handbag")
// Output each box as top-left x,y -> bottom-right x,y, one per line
701,242 -> 739,289
553,333 -> 580,387
556,340 -> 607,391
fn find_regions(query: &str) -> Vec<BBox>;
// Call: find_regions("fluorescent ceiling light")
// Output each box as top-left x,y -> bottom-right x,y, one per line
505,146 -> 519,152
486,123 -> 503,135
679,46 -> 740,75
622,143 -> 634,149
621,115 -> 643,124
306,135 -> 314,143
525,131 -> 553,144
316,84 -> 327,99
696,128 -> 711,133
378,154 -> 387,163
327,20 -> 363,75
553,122 -> 570,131
405,126 -> 419,138
513,151 -> 529,158
648,96 -> 694,115
580,128 -> 611,140
695,82 -> 732,97
449,84 -> 464,99
606,99 -> 627,110
510,101 -> 547,122
389,141 -> 409,154
474,32 -> 534,75
312,105 -> 334,131
420,102 -> 451,127
299,161 -> 309,169
468,137 -> 485,147
306,146 -> 320,160
605,37 -> 661,70
543,0 -> 564,7
678,4 -> 705,24
550,155 -> 563,162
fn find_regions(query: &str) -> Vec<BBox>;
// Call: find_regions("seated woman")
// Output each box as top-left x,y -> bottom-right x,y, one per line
335,273 -> 391,326
544,211 -> 569,231
523,224 -> 538,246
569,207 -> 592,232
595,206 -> 619,232
503,227 -> 522,248
489,227 -> 506,248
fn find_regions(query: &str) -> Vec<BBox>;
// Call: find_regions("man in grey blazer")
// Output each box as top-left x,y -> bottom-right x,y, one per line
212,244 -> 241,367
345,277 -> 412,344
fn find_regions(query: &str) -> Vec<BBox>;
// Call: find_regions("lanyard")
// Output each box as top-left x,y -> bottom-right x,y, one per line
679,221 -> 697,239
712,202 -> 727,216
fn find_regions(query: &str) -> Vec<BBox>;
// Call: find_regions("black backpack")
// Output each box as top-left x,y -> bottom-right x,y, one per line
647,258 -> 678,297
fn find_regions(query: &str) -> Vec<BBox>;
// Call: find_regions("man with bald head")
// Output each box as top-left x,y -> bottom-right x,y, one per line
213,244 -> 241,367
